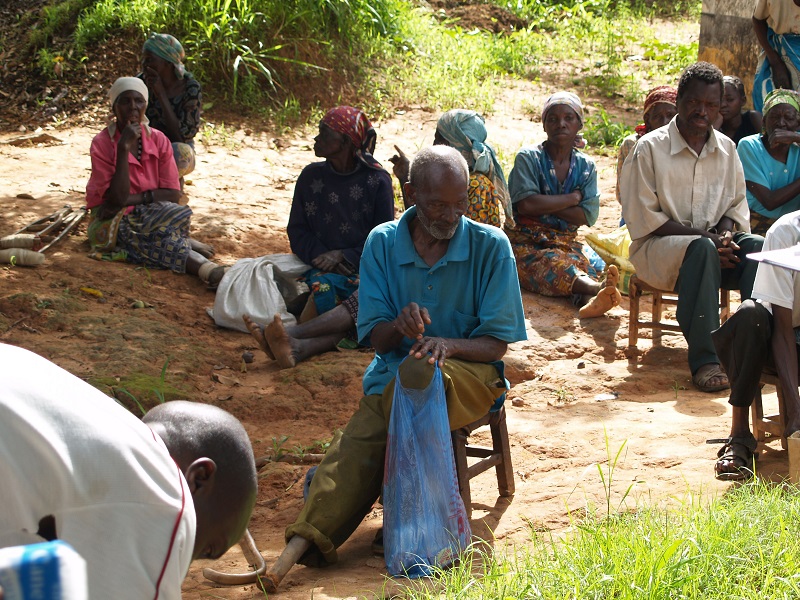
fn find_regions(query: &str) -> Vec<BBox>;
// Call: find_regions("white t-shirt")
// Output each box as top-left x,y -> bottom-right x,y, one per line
0,344 -> 195,600
752,210 -> 800,328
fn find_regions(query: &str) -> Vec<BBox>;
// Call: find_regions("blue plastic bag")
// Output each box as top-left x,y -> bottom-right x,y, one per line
383,359 -> 472,578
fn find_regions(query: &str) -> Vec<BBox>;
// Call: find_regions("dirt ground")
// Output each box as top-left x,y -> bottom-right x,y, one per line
0,27 -> 792,600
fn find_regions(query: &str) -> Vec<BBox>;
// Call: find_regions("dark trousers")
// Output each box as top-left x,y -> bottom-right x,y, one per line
712,300 -> 774,407
675,232 -> 763,373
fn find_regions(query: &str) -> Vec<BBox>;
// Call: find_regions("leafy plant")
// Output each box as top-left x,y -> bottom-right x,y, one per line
671,379 -> 687,398
596,429 -> 634,517
271,434 -> 290,460
583,106 -> 634,148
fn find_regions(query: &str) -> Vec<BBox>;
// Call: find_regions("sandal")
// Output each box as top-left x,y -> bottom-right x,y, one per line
692,363 -> 730,393
709,436 -> 757,481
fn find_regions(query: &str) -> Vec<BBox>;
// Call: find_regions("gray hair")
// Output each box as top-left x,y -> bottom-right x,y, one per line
408,145 -> 469,189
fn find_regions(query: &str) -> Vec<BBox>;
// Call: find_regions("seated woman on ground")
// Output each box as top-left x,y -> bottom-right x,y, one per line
504,91 -> 620,319
390,108 -> 513,227
244,108 -> 510,368
715,76 -> 762,146
616,85 -> 677,205
138,33 -> 201,183
243,106 -> 394,367
86,77 -> 224,287
737,88 -> 800,236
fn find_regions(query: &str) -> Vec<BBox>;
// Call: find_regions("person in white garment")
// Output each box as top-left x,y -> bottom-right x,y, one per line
0,343 -> 258,600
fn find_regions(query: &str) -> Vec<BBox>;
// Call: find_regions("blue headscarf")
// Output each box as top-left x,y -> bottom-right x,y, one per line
436,109 -> 512,222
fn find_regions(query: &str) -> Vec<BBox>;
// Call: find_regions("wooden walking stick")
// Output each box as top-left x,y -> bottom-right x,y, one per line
260,535 -> 312,593
202,529 -> 266,585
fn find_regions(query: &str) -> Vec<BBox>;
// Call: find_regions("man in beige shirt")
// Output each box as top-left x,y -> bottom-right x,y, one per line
621,61 -> 764,393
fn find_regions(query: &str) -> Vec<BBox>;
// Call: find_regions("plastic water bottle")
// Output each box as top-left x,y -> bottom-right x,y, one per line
0,541 -> 87,600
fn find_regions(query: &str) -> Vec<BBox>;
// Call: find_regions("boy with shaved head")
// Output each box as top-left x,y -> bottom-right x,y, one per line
0,343 -> 257,600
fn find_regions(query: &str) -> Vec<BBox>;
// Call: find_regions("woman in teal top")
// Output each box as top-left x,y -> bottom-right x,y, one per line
737,88 -> 800,236
504,92 -> 619,318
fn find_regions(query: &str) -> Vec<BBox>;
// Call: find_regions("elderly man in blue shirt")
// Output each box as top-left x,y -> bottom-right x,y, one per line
263,145 -> 527,589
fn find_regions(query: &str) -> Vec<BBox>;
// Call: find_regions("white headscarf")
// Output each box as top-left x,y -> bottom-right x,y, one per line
107,77 -> 150,137
542,91 -> 584,127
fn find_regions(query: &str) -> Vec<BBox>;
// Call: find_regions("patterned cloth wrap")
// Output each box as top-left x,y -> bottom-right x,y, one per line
302,269 -> 360,315
88,203 -> 192,270
320,106 -> 382,170
436,109 -> 512,223
87,209 -> 126,253
506,106 -> 605,298
753,29 -> 800,112
750,211 -> 777,237
143,33 -> 188,78
634,85 -> 677,137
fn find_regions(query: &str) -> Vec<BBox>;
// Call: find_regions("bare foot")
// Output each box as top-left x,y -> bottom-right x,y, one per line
578,287 -> 620,318
605,264 -> 620,289
265,314 -> 298,369
243,314 -> 275,360
579,265 -> 621,318
190,239 -> 215,259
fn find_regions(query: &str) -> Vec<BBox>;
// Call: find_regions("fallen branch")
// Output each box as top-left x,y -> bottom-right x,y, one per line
255,453 -> 325,469
0,318 -> 27,338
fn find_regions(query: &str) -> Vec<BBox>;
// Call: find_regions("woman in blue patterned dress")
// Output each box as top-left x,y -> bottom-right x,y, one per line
504,92 -> 620,318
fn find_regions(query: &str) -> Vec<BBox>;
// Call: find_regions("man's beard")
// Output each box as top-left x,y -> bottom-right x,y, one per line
417,207 -> 458,240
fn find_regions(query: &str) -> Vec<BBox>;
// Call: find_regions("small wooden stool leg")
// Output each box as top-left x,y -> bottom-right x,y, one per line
629,279 -> 640,351
452,428 -> 471,518
720,289 -> 730,323
776,380 -> 788,450
491,407 -> 515,497
652,290 -> 664,346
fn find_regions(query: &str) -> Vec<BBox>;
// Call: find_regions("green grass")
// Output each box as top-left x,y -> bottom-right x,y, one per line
90,359 -> 188,415
400,480 -> 800,599
22,0 -> 699,133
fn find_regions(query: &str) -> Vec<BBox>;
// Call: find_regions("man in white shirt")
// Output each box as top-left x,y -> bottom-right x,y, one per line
711,211 -> 800,480
0,343 -> 258,599
621,61 -> 763,393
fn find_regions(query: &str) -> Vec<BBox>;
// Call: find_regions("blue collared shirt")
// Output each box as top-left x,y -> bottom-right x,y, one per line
357,206 -> 528,396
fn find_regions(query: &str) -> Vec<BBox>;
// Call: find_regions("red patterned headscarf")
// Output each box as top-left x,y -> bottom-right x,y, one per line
320,106 -> 381,169
635,85 -> 678,136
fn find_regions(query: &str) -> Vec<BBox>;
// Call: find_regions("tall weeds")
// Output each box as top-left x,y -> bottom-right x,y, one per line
402,480 -> 800,599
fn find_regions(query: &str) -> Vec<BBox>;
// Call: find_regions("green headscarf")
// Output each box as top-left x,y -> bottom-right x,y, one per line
436,109 -> 512,222
762,89 -> 800,134
143,33 -> 188,79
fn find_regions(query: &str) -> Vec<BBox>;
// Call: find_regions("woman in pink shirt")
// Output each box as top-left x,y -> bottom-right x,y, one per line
85,77 -> 224,287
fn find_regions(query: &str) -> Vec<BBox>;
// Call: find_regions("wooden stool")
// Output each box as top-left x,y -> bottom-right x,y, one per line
451,405 -> 514,518
752,371 -> 788,450
628,275 -> 730,351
